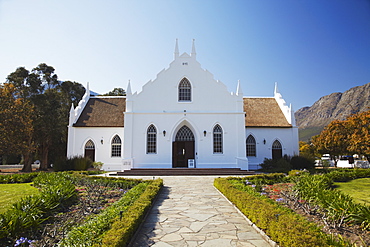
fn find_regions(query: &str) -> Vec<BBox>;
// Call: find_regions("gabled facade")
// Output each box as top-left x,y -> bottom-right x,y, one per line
67,40 -> 299,171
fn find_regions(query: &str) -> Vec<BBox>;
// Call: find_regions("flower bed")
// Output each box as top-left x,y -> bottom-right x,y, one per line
0,172 -> 163,247
215,169 -> 370,247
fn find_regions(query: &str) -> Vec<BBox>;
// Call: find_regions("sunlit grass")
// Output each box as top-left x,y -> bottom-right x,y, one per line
334,178 -> 370,206
0,183 -> 40,213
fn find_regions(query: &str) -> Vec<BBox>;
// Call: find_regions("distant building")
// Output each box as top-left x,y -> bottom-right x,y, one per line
67,40 -> 299,171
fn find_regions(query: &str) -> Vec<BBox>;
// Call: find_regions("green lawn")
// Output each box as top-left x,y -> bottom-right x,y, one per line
0,183 -> 40,213
334,178 -> 370,206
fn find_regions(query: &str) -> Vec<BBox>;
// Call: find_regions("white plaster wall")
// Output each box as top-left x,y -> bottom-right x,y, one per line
125,111 -> 246,169
124,52 -> 246,169
68,127 -> 124,171
245,127 -> 299,170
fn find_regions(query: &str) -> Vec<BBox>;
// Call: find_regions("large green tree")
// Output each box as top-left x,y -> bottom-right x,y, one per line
0,83 -> 35,171
4,64 -> 85,171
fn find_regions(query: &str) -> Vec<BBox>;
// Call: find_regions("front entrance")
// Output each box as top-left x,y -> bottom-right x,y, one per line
172,141 -> 195,167
172,125 -> 195,168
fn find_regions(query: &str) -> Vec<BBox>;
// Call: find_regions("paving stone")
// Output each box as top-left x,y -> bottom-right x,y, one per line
160,233 -> 183,242
189,222 -> 208,232
199,238 -> 232,246
151,242 -> 174,247
129,176 -> 274,247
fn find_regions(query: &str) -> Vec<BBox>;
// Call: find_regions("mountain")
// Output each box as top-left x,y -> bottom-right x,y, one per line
295,82 -> 370,141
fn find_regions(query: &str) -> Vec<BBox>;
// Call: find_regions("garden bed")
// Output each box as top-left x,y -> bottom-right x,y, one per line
216,169 -> 370,247
262,182 -> 370,246
0,172 -> 163,247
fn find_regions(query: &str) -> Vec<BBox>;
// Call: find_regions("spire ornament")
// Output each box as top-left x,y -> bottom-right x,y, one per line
191,39 -> 196,58
174,39 -> 179,59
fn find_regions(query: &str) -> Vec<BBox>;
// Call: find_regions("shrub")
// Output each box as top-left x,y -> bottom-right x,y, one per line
101,179 -> 163,247
0,173 -> 77,240
0,173 -> 39,184
52,156 -> 92,171
290,156 -> 315,170
214,178 -> 328,246
260,158 -> 292,173
61,179 -> 163,247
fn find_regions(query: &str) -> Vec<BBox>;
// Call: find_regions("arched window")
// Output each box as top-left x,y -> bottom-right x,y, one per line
246,135 -> 256,157
272,140 -> 282,160
178,78 -> 191,102
175,125 -> 195,141
84,140 -> 95,162
147,125 -> 157,154
213,124 -> 223,154
111,135 -> 122,157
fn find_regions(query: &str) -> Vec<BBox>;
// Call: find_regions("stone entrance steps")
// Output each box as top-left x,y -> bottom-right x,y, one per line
112,168 -> 255,176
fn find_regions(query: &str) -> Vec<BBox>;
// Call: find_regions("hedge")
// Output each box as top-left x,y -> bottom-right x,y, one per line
214,177 -> 328,247
60,178 -> 163,247
101,179 -> 163,247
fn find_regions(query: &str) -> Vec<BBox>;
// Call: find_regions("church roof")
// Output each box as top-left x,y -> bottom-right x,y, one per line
243,98 -> 292,128
73,97 -> 291,128
74,97 -> 126,127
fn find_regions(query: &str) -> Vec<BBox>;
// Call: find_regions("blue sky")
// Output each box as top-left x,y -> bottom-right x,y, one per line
0,0 -> 369,110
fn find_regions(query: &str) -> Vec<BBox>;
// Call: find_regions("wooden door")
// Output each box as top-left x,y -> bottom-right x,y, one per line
172,141 -> 194,168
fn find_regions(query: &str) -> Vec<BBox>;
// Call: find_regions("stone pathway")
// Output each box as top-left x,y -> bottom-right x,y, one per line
130,176 -> 273,247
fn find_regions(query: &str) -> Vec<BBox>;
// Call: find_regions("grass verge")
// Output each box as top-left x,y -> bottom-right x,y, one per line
0,183 -> 39,213
334,178 -> 370,206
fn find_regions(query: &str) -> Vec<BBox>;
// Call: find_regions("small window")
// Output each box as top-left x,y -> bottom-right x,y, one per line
111,135 -> 122,157
246,135 -> 256,157
147,125 -> 157,154
213,124 -> 223,154
178,78 -> 191,102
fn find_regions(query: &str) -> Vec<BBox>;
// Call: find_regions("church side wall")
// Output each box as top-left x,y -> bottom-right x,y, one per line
245,127 -> 299,170
69,127 -> 124,171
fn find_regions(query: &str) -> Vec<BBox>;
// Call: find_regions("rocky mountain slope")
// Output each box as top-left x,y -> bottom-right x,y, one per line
295,82 -> 370,141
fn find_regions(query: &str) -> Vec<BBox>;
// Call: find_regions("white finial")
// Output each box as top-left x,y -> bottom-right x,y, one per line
174,39 -> 179,59
127,80 -> 132,95
274,82 -> 279,96
191,39 -> 196,58
236,80 -> 243,96
86,82 -> 90,96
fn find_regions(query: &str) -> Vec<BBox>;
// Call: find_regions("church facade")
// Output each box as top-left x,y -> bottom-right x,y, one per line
67,40 -> 299,171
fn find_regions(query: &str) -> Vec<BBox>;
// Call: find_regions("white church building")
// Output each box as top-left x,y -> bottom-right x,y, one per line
67,40 -> 299,171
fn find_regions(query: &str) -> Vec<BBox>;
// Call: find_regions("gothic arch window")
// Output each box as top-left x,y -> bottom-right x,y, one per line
246,135 -> 256,157
178,78 -> 191,102
147,125 -> 157,154
213,124 -> 223,154
84,140 -> 95,162
111,135 -> 122,157
272,140 -> 282,160
175,125 -> 194,141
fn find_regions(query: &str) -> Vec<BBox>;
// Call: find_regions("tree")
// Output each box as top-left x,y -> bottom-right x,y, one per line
102,88 -> 126,96
5,64 -> 86,171
346,110 -> 370,160
312,109 -> 370,162
312,120 -> 349,166
299,141 -> 316,160
0,83 -> 35,171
